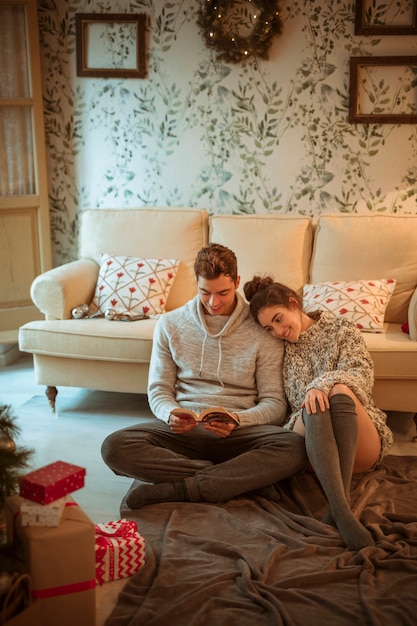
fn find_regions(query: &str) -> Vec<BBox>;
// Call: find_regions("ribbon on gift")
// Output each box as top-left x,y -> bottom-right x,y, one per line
33,579 -> 95,599
95,519 -> 145,585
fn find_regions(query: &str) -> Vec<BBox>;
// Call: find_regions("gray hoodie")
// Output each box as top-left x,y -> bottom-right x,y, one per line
147,292 -> 287,427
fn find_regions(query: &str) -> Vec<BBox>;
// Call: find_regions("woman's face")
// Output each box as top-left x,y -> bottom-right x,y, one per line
257,299 -> 304,343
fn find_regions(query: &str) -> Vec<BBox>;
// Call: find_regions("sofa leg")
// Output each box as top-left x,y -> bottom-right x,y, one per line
46,386 -> 58,412
413,413 -> 417,443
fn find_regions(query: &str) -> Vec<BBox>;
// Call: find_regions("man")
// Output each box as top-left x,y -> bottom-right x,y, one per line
101,244 -> 307,508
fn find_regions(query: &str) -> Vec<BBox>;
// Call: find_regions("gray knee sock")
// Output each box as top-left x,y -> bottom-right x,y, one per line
321,394 -> 358,525
302,405 -> 374,550
329,394 -> 358,498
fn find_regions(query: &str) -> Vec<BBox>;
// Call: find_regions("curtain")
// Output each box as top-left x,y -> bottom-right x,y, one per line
0,3 -> 35,196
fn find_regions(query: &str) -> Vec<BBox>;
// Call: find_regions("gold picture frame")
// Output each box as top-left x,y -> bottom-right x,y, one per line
76,13 -> 146,78
355,0 -> 417,36
349,56 -> 417,124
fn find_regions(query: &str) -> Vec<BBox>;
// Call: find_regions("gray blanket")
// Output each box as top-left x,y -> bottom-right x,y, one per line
106,454 -> 417,625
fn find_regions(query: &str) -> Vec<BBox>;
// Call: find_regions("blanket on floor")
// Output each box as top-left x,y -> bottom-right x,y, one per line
105,454 -> 417,626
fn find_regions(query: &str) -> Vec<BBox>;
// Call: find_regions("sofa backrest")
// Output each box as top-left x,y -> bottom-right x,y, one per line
311,214 -> 417,323
79,207 -> 209,311
209,215 -> 313,295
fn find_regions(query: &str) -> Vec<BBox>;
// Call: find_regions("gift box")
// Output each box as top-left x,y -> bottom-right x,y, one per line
20,496 -> 66,527
95,519 -> 146,585
19,461 -> 86,505
4,600 -> 42,626
6,495 -> 95,626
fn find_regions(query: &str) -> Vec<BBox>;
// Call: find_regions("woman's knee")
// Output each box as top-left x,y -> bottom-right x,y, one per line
328,383 -> 354,399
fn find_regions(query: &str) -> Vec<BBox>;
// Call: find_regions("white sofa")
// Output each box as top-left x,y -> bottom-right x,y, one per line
19,208 -> 417,418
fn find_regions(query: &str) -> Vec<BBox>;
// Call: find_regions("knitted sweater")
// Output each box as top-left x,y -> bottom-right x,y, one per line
283,310 -> 393,462
147,293 -> 287,427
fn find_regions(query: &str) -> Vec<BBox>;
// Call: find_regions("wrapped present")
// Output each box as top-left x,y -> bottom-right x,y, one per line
95,519 -> 146,585
20,496 -> 66,527
3,600 -> 42,626
6,495 -> 95,626
19,461 -> 86,505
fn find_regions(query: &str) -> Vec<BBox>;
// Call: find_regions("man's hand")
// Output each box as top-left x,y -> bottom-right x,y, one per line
168,412 -> 198,434
168,412 -> 238,437
203,419 -> 237,438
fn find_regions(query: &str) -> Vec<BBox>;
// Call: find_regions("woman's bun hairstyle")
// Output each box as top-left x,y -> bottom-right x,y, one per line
243,275 -> 274,302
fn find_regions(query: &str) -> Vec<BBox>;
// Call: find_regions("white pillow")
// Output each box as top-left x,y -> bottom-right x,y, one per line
91,254 -> 179,317
303,279 -> 396,332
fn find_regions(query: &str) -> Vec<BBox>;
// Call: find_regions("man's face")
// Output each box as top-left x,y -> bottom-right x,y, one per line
197,274 -> 240,316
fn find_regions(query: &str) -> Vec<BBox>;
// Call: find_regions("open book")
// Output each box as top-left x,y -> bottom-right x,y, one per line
170,407 -> 240,426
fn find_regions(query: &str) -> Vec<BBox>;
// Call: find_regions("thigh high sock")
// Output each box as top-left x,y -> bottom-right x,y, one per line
302,399 -> 374,550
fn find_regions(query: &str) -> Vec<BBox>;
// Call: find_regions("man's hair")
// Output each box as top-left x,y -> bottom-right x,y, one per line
194,243 -> 238,282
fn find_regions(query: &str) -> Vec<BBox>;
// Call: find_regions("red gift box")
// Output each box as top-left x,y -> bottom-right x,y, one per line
95,519 -> 146,585
19,461 -> 86,505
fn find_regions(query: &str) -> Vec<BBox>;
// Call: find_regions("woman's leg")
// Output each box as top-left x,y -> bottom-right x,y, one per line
329,384 -> 381,473
293,383 -> 382,474
301,399 -> 375,550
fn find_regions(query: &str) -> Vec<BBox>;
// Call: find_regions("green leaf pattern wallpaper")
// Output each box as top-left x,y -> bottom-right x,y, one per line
37,0 -> 417,264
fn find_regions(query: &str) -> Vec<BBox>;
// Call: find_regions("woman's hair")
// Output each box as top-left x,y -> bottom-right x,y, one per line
194,243 -> 238,282
243,275 -> 302,322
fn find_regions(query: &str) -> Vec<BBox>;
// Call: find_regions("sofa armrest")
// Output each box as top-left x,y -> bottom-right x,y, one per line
408,287 -> 417,340
30,259 -> 99,320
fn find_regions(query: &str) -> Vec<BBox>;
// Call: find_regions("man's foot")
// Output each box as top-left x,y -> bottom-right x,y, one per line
126,480 -> 189,509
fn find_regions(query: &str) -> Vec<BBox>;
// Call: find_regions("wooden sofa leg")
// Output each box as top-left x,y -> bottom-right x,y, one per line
46,386 -> 58,412
413,413 -> 417,443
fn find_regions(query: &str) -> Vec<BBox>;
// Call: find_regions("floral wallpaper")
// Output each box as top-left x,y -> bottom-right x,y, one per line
37,0 -> 417,265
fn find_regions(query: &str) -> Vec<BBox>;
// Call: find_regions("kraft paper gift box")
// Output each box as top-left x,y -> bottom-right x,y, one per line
95,519 -> 146,585
4,601 -> 42,626
6,495 -> 95,626
19,460 -> 86,505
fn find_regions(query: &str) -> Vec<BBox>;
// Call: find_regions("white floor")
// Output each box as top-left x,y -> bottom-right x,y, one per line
1,351 -> 417,626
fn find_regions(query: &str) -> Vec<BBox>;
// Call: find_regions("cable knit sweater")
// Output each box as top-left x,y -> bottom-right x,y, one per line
283,310 -> 393,463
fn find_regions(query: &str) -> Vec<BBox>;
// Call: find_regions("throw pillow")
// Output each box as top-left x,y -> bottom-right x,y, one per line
303,279 -> 396,332
91,254 -> 179,317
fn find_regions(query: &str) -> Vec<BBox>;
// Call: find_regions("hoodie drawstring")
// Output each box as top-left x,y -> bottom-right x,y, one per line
199,332 -> 224,387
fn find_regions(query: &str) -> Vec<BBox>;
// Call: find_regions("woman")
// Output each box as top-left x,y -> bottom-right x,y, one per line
243,276 -> 393,550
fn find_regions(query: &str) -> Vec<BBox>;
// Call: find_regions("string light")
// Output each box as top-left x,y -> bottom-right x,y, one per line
197,0 -> 283,64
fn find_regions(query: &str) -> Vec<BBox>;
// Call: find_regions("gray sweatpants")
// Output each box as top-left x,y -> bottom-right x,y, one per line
101,420 -> 307,502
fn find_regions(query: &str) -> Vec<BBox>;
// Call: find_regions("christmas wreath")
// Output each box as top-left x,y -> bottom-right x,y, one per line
197,0 -> 282,64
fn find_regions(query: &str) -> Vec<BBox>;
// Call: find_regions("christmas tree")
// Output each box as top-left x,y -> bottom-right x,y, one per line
0,404 -> 33,543
0,404 -> 34,617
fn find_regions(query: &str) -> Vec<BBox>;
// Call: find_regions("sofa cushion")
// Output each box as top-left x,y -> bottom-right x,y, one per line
209,215 -> 313,295
311,215 -> 417,323
19,318 -> 157,363
78,208 -> 209,311
363,323 -> 417,380
303,279 -> 396,332
91,254 -> 179,317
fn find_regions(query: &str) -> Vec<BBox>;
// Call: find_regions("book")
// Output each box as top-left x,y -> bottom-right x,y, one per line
170,407 -> 240,426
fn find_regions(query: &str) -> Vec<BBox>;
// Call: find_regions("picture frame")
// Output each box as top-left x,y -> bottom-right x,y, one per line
355,0 -> 417,36
76,13 -> 146,78
349,56 -> 417,124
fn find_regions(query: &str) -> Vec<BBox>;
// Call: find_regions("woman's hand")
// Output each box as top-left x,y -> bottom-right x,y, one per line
302,388 -> 330,414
